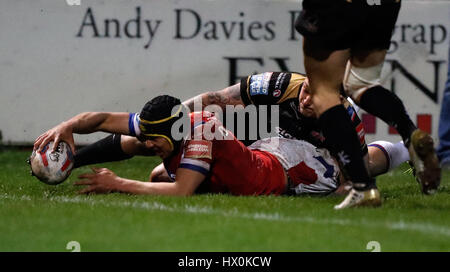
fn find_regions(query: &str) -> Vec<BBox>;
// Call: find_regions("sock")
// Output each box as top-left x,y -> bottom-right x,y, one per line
369,141 -> 410,172
319,105 -> 375,190
359,86 -> 417,146
73,134 -> 133,168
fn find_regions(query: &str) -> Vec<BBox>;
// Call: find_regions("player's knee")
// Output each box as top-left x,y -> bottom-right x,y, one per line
149,168 -> 162,182
343,62 -> 383,103
367,140 -> 409,176
149,169 -> 159,182
149,163 -> 170,182
367,143 -> 390,176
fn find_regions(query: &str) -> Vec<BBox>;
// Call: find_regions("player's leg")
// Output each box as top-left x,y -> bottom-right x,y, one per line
73,134 -> 147,168
303,41 -> 376,189
346,11 -> 441,194
344,2 -> 410,137
368,141 -> 410,177
437,53 -> 450,168
336,140 -> 409,195
343,0 -> 440,195
346,49 -> 417,144
297,1 -> 379,208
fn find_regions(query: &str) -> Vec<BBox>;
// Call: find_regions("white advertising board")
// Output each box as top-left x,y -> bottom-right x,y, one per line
0,0 -> 448,145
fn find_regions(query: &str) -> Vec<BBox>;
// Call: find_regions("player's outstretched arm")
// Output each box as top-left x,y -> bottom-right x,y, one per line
75,167 -> 205,196
34,112 -> 130,153
183,83 -> 243,112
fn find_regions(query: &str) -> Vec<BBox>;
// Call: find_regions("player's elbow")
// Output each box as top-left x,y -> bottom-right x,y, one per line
202,91 -> 216,106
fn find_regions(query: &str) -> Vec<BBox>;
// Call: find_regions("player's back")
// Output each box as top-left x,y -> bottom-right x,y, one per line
249,137 -> 340,195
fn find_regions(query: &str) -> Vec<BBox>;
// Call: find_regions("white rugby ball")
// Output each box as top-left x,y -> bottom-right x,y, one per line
29,141 -> 74,185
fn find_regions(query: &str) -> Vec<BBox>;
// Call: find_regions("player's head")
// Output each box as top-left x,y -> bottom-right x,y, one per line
138,95 -> 187,158
299,78 -> 316,118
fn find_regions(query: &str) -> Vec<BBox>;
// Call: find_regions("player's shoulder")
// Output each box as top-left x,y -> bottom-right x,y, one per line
189,111 -> 221,129
183,111 -> 234,164
188,111 -> 232,141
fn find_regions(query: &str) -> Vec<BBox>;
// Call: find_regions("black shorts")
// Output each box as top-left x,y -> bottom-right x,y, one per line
295,0 -> 401,51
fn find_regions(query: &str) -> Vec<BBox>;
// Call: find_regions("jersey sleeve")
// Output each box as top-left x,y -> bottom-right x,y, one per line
240,72 -> 306,106
128,113 -> 141,137
178,119 -> 215,176
179,139 -> 213,176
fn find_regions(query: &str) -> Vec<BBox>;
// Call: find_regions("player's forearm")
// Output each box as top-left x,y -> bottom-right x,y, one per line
183,84 -> 244,112
114,178 -> 190,196
183,94 -> 206,112
65,112 -> 129,135
183,91 -> 227,112
64,112 -> 110,134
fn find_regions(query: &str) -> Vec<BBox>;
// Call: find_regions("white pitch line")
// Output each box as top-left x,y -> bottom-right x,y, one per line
2,193 -> 450,238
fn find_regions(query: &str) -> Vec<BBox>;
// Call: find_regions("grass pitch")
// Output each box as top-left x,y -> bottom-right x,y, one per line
0,148 -> 449,252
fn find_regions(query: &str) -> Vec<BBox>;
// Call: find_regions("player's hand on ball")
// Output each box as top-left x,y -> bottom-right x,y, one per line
34,121 -> 76,154
75,167 -> 120,194
29,141 -> 74,185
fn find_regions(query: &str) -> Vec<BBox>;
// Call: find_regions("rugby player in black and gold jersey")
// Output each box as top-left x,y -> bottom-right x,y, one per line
187,72 -> 366,154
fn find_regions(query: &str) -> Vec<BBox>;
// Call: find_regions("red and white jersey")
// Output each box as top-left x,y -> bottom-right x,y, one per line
249,137 -> 340,195
164,112 -> 287,196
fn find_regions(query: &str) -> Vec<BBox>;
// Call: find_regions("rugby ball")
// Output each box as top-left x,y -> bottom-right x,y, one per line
29,141 -> 74,185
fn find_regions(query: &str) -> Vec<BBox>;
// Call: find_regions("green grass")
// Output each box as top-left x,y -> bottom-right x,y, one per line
0,149 -> 449,252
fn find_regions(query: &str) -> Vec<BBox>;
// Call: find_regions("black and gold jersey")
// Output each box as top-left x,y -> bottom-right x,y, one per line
241,72 -> 305,107
240,72 -> 367,154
